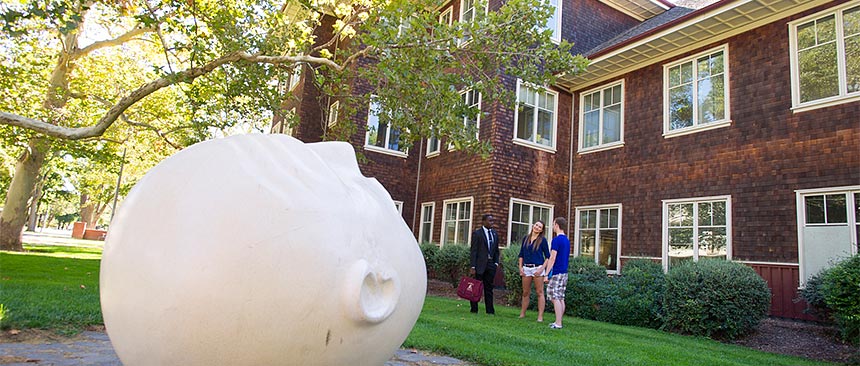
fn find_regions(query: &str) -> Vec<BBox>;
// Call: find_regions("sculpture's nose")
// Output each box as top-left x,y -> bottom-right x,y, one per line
343,259 -> 400,324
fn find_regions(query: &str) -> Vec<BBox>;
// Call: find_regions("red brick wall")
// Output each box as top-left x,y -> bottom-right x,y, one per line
569,6 -> 860,263
564,0 -> 640,55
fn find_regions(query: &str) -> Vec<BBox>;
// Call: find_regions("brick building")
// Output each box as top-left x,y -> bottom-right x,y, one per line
276,0 -> 860,319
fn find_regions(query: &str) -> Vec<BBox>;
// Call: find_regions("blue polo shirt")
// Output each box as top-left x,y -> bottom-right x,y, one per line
551,234 -> 570,274
518,236 -> 550,265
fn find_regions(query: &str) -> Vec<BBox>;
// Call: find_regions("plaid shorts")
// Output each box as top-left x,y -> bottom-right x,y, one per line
546,273 -> 568,300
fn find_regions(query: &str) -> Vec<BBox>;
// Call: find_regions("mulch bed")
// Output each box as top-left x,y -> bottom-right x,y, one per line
426,279 -> 858,364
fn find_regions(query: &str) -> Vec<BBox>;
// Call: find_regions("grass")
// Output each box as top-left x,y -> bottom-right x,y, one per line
0,245 -> 103,334
403,297 -> 833,366
0,242 -> 835,365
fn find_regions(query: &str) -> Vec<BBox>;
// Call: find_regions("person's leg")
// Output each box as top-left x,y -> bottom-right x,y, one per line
535,276 -> 545,322
483,266 -> 496,314
470,271 -> 481,313
553,299 -> 564,326
520,275 -> 533,318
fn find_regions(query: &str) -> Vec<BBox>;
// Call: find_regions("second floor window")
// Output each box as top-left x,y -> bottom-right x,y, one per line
540,0 -> 561,42
365,99 -> 407,156
580,81 -> 623,151
515,80 -> 557,151
790,3 -> 860,110
664,46 -> 730,136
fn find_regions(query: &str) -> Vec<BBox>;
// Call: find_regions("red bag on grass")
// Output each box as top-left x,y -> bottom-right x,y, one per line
456,276 -> 483,302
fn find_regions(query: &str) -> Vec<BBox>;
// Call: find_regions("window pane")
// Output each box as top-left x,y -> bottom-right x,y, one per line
428,137 -> 439,153
799,42 -> 839,103
445,222 -> 456,244
668,203 -> 694,227
459,201 -> 471,220
699,227 -> 727,259
797,21 -> 816,49
826,194 -> 847,223
846,6 -> 860,35
599,229 -> 618,270
512,223 -> 529,245
421,222 -> 432,243
712,201 -> 726,226
698,202 -> 713,226
446,203 -> 457,220
603,104 -> 621,143
581,210 -> 596,229
583,111 -> 600,148
818,15 -> 837,43
388,128 -> 402,151
517,104 -> 534,140
537,109 -> 553,146
698,75 -> 725,123
711,51 -> 724,75
608,208 -> 619,228
611,85 -> 622,105
669,228 -> 694,267
669,65 -> 681,87
669,85 -> 693,130
681,62 -> 693,84
805,195 -> 825,224
580,230 -> 595,259
457,220 -> 470,245
697,55 -> 711,79
845,33 -> 860,94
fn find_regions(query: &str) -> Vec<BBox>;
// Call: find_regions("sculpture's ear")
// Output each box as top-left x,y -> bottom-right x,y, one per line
306,142 -> 361,179
343,259 -> 400,324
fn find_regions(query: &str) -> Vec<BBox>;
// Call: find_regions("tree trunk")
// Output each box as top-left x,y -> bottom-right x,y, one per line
27,174 -> 45,232
0,138 -> 50,251
92,200 -> 108,228
80,192 -> 95,228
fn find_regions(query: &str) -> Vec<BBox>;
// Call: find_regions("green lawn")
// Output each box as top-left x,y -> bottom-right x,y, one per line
0,244 -> 834,365
407,298 -> 829,366
0,245 -> 103,334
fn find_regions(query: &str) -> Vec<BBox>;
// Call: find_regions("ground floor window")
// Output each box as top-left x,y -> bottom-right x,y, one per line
662,196 -> 731,270
508,198 -> 553,248
442,197 -> 473,246
797,186 -> 859,285
420,202 -> 435,245
575,204 -> 621,273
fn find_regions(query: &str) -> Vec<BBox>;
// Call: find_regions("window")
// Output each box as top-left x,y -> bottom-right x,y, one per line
426,136 -> 440,156
439,7 -> 453,25
450,89 -> 481,150
664,46 -> 730,137
327,101 -> 339,128
790,3 -> 860,111
508,198 -> 553,248
394,201 -> 403,215
797,187 -> 859,285
442,197 -> 473,246
272,108 -> 296,135
575,205 -> 621,272
540,0 -> 561,42
419,202 -> 435,244
514,80 -> 558,151
365,98 -> 407,157
579,81 -> 624,152
663,196 -> 731,270
458,0 -> 486,44
288,65 -> 302,91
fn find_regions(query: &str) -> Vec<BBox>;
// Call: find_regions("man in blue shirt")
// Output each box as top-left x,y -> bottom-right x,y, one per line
545,217 -> 570,329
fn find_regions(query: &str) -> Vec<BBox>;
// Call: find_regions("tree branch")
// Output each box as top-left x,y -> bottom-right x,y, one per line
70,25 -> 157,61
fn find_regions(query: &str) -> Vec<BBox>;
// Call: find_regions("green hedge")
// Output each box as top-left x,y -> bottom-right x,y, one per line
602,259 -> 665,328
431,244 -> 470,287
564,257 -> 612,320
419,242 -> 439,278
820,254 -> 860,344
663,259 -> 770,340
503,243 -> 524,306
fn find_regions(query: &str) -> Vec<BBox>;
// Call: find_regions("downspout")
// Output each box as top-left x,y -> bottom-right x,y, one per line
567,90 -> 575,234
412,138 -> 424,238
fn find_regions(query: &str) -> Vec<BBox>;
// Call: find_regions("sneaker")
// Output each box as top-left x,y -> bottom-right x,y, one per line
549,323 -> 563,329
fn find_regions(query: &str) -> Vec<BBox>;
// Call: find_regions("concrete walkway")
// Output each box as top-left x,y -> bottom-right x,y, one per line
0,331 -> 469,366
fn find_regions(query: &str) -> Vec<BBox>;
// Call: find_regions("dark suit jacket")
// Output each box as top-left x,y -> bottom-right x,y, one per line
470,226 -> 500,275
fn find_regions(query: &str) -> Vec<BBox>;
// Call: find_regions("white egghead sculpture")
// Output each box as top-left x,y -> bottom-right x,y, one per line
100,134 -> 426,365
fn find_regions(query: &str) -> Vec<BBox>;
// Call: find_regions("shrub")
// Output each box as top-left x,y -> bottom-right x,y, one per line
432,244 -> 470,287
799,267 -> 832,320
502,244 -> 523,305
820,254 -> 860,344
601,259 -> 666,328
419,242 -> 439,278
663,259 -> 770,340
564,257 -> 613,321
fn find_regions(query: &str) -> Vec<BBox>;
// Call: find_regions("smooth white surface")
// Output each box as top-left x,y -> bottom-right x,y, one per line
100,134 -> 426,365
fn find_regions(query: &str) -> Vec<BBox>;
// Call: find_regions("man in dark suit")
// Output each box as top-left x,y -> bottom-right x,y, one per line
470,214 -> 500,314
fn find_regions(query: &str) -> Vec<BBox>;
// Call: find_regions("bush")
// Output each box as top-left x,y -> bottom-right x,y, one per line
502,244 -> 523,306
432,244 -> 470,287
564,257 -> 613,321
419,242 -> 439,278
799,267 -> 832,320
601,259 -> 666,328
820,254 -> 860,344
663,259 -> 770,340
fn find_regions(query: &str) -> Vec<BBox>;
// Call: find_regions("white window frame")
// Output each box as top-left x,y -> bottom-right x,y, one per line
661,195 -> 733,272
449,89 -> 481,150
788,1 -> 860,112
441,197 -> 474,247
662,45 -> 732,138
541,0 -> 562,43
394,200 -> 404,215
419,202 -> 436,245
426,136 -> 440,157
439,7 -> 453,25
288,65 -> 302,91
364,96 -> 408,158
327,100 -> 339,128
796,185 -> 860,285
457,0 -> 488,45
574,204 -> 622,274
507,198 -> 554,249
578,80 -> 625,154
513,79 -> 558,153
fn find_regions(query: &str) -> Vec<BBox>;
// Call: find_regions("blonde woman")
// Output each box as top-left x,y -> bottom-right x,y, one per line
517,220 -> 551,321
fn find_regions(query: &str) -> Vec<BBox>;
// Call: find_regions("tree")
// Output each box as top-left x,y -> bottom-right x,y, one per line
0,0 -> 588,250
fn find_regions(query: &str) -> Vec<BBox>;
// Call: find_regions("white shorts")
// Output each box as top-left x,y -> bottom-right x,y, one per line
522,265 -> 545,277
